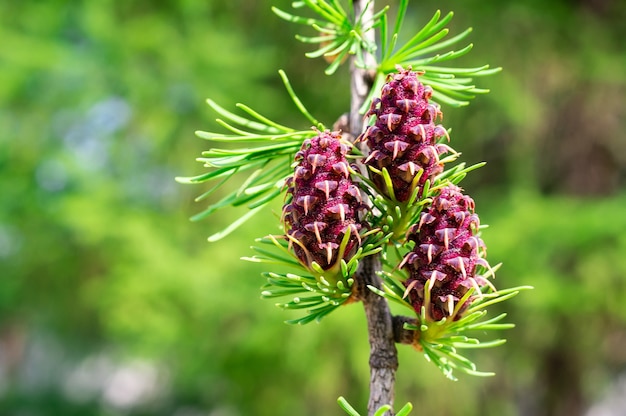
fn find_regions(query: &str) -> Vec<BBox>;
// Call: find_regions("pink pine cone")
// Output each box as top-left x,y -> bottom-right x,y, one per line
283,130 -> 364,270
360,67 -> 452,202
400,185 -> 492,321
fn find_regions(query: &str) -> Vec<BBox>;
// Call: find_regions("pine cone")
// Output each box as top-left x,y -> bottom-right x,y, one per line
360,67 -> 452,202
400,185 -> 491,321
283,130 -> 364,271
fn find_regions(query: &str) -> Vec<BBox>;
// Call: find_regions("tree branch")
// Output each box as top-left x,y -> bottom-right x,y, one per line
349,1 -> 398,415
353,255 -> 398,415
392,315 -> 418,345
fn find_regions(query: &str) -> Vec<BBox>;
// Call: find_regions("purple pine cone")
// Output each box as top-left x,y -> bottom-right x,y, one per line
400,185 -> 492,321
360,67 -> 452,202
283,130 -> 364,271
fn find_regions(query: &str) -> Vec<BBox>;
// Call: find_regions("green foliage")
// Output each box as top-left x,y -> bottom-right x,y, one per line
274,1 -> 499,107
273,0 -> 388,74
374,276 -> 532,379
376,7 -> 500,106
247,229 -> 388,324
338,396 -> 413,415
176,71 -> 322,240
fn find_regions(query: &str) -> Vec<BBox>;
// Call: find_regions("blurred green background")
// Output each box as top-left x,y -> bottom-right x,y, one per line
1,0 -> 625,415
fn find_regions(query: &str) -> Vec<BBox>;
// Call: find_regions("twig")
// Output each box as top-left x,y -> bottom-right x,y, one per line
350,1 -> 398,415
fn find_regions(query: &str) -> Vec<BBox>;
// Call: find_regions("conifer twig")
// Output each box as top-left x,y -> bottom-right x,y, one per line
350,1 -> 398,415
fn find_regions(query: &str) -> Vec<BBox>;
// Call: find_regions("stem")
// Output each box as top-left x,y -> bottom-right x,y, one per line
354,254 -> 398,416
349,2 -> 376,137
350,1 -> 398,415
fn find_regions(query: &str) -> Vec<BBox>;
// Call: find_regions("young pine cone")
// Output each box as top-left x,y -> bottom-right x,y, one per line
360,67 -> 453,202
283,130 -> 364,272
400,185 -> 492,321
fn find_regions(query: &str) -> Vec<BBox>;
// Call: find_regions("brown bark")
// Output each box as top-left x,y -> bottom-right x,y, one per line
353,255 -> 399,416
392,315 -> 418,345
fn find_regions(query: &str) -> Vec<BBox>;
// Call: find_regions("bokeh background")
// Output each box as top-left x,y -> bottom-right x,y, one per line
1,0 -> 625,415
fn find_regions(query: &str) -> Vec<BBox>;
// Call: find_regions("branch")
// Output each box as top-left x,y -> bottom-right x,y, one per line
350,1 -> 398,415
349,3 -> 376,138
392,315 -> 417,345
353,254 -> 398,416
